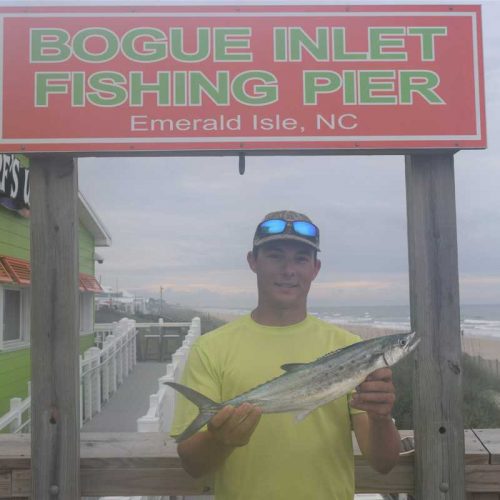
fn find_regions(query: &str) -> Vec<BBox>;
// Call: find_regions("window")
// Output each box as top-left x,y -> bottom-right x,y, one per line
3,289 -> 21,341
0,286 -> 29,348
79,292 -> 94,334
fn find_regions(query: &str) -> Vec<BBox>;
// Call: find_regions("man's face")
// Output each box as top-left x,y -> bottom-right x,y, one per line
247,240 -> 321,310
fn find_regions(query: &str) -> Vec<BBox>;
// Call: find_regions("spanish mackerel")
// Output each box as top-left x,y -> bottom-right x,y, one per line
166,331 -> 419,442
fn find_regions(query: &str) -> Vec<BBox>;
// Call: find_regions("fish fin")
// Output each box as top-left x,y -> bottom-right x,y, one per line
294,409 -> 314,422
165,381 -> 217,409
165,382 -> 222,442
280,362 -> 308,373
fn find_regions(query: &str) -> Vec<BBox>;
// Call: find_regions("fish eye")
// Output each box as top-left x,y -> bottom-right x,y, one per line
399,339 -> 407,347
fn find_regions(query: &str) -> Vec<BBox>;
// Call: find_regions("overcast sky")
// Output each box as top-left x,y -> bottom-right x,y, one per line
77,0 -> 500,309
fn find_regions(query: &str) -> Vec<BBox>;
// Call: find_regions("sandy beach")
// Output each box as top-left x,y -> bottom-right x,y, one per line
341,324 -> 500,362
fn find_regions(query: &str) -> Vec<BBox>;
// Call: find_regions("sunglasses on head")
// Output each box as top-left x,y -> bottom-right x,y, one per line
257,219 -> 319,240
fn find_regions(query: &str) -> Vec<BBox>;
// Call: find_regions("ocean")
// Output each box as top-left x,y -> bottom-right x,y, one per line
202,304 -> 500,340
311,304 -> 500,340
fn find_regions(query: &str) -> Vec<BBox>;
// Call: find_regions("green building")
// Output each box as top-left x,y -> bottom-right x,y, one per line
0,153 -> 111,351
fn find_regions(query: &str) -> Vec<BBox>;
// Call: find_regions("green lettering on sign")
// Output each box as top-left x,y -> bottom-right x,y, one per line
190,72 -> 229,105
332,28 -> 367,60
232,71 -> 278,105
359,71 -> 397,104
171,28 -> 210,62
408,27 -> 447,61
73,28 -> 119,62
88,72 -> 128,107
400,71 -> 445,104
122,28 -> 167,62
214,28 -> 252,61
130,72 -> 170,106
273,28 -> 287,61
289,27 -> 329,61
35,72 -> 70,106
303,71 -> 342,105
369,27 -> 407,60
31,29 -> 71,62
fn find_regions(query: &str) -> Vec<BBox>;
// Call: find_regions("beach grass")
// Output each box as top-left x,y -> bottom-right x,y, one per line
392,353 -> 500,429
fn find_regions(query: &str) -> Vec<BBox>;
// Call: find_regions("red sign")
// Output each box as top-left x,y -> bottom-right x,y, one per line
0,4 -> 486,153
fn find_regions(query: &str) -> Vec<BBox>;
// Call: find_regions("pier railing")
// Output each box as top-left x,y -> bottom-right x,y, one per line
80,317 -> 138,426
0,429 -> 499,498
137,317 -> 201,433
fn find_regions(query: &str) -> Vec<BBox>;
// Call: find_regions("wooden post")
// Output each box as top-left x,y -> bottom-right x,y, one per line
406,153 -> 465,500
30,156 -> 80,499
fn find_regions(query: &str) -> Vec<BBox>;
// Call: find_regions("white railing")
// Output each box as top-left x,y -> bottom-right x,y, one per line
0,318 -> 138,433
95,320 -> 192,350
94,323 -> 116,349
137,317 -> 201,434
80,317 -> 138,426
0,383 -> 31,434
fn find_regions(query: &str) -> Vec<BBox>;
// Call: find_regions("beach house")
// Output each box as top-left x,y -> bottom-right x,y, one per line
0,153 -> 111,351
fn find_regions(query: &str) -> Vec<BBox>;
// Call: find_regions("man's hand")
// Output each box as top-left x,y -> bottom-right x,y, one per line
177,403 -> 262,478
207,403 -> 262,447
351,367 -> 400,474
350,367 -> 396,420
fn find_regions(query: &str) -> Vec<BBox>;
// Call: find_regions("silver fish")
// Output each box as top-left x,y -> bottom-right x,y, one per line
166,331 -> 419,442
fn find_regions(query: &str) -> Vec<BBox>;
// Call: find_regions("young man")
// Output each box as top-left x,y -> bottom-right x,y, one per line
170,210 -> 401,500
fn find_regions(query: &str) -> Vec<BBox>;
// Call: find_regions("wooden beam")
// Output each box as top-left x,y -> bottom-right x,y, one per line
29,157 -> 80,499
405,153 -> 465,500
0,431 -> 498,498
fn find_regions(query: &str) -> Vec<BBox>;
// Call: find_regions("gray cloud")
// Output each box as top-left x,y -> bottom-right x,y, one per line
79,1 -> 500,308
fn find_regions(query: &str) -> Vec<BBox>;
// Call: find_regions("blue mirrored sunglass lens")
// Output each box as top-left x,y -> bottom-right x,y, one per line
292,221 -> 318,237
260,219 -> 287,234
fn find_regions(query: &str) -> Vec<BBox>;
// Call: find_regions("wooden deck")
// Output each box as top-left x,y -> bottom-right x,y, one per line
0,429 -> 498,498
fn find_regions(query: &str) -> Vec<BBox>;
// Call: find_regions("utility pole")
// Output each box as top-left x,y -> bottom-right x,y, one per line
159,286 -> 163,318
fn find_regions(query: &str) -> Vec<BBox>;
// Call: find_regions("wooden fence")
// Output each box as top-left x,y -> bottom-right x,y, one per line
470,355 -> 500,379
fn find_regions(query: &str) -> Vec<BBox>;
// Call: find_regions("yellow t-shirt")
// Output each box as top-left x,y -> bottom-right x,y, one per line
170,314 -> 363,500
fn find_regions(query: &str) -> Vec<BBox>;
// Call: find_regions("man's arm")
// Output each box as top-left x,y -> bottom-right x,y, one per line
350,367 -> 401,474
177,403 -> 262,478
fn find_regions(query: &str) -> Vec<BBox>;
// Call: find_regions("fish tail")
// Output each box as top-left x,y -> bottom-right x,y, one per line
165,381 -> 222,442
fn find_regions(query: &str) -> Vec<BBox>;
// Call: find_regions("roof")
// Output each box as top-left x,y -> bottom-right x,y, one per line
1,256 -> 30,285
0,255 -> 102,292
78,191 -> 112,247
0,260 -> 14,284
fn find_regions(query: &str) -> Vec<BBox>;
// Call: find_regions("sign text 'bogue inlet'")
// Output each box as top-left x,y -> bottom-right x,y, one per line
0,4 -> 486,153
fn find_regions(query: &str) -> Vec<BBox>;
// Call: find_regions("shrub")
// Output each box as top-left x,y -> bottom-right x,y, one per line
392,353 -> 500,429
